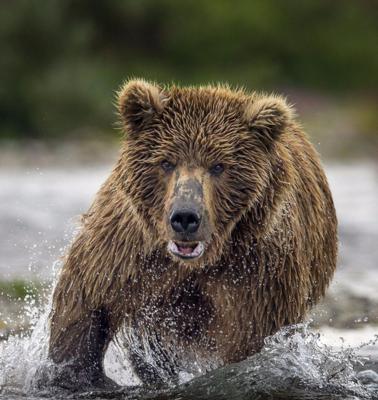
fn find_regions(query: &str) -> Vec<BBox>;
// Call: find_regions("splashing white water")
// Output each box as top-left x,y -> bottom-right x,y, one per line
0,275 -> 141,394
0,298 -> 50,393
0,258 -> 377,399
1,291 -> 377,400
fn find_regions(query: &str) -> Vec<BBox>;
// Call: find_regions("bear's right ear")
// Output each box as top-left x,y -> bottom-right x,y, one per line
117,79 -> 168,134
243,94 -> 294,145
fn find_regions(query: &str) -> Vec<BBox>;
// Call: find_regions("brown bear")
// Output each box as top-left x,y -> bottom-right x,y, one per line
48,79 -> 337,389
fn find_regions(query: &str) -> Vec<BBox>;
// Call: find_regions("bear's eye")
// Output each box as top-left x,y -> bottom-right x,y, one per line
209,163 -> 224,176
161,160 -> 175,172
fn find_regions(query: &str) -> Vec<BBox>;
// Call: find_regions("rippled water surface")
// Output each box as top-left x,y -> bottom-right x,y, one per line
0,162 -> 377,399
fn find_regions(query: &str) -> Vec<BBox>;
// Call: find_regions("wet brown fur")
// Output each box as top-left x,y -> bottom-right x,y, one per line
49,79 -> 337,386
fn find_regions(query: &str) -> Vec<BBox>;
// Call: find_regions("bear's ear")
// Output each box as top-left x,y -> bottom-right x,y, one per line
243,95 -> 294,144
117,79 -> 168,133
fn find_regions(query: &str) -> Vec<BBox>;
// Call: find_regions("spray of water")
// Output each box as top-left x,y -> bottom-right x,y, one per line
0,258 -> 141,395
0,260 -> 377,399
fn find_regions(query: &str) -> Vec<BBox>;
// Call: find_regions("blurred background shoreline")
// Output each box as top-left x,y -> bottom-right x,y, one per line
0,1 -> 376,153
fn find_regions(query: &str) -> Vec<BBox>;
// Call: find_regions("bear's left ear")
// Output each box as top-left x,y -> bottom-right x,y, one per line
117,79 -> 169,134
243,95 -> 294,143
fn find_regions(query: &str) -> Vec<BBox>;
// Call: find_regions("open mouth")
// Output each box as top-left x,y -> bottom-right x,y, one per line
167,240 -> 205,260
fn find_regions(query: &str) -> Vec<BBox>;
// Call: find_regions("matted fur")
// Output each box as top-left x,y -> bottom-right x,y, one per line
49,79 -> 337,386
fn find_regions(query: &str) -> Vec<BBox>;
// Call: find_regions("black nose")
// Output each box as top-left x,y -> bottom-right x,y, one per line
170,210 -> 200,234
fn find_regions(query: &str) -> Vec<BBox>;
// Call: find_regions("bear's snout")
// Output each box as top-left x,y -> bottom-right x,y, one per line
170,209 -> 201,234
165,169 -> 211,262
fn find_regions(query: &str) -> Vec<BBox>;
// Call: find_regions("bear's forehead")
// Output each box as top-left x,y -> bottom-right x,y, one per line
167,86 -> 244,114
141,88 -> 252,163
159,87 -> 246,136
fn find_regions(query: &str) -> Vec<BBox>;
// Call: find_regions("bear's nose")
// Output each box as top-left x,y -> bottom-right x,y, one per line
170,210 -> 200,234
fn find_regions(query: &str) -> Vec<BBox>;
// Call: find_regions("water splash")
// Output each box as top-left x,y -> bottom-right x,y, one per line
0,296 -> 49,395
1,259 -> 377,398
141,325 -> 378,400
1,297 -> 377,400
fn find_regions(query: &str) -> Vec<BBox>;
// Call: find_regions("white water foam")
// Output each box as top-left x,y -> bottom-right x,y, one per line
1,292 -> 377,399
0,263 -> 141,395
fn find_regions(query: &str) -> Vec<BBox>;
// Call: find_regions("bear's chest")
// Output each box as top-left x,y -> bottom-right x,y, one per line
132,275 -> 248,342
126,276 -> 259,370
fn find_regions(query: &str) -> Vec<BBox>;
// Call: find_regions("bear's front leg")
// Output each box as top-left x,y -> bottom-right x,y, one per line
126,330 -> 180,387
45,275 -> 120,391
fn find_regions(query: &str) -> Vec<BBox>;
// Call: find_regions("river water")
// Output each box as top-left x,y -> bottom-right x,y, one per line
0,162 -> 377,399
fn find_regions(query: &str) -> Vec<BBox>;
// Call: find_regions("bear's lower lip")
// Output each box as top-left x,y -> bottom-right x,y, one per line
167,240 -> 205,260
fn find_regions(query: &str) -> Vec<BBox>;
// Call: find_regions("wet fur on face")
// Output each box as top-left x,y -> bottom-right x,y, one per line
118,80 -> 294,267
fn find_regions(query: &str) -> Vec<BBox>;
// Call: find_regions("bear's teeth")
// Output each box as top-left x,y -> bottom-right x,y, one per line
192,242 -> 204,256
168,240 -> 179,253
167,240 -> 204,258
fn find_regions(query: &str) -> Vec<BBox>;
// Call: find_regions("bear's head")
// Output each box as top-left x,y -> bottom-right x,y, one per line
117,79 -> 294,267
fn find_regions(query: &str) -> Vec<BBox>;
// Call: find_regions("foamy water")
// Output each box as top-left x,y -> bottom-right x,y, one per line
1,302 -> 377,399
